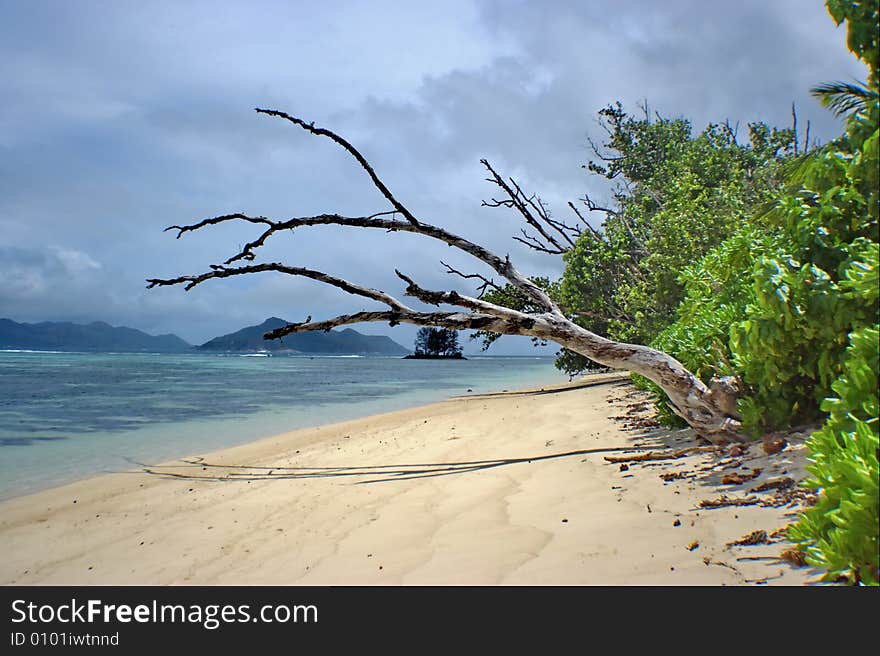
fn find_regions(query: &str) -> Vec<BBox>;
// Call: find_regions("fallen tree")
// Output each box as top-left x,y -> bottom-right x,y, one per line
147,108 -> 746,444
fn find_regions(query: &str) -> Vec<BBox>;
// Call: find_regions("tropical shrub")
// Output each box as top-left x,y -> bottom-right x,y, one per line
649,0 -> 879,584
788,326 -> 879,584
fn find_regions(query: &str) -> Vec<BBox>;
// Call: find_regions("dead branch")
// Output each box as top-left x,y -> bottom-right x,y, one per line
603,445 -> 718,463
148,107 -> 751,445
394,270 -> 533,321
255,108 -> 422,227
264,310 -> 538,339
567,201 -> 605,241
438,261 -> 500,298
148,262 -> 413,313
481,159 -> 576,253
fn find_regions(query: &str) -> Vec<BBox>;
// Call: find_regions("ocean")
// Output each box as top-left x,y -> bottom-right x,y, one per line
0,351 -> 564,499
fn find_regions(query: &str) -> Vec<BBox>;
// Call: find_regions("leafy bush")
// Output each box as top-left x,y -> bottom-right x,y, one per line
729,127 -> 879,432
788,326 -> 879,584
560,109 -> 794,351
643,227 -> 765,426
645,7 -> 878,434
648,0 -> 879,584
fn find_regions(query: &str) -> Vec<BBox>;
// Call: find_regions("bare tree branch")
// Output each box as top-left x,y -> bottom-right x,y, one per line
439,260 -> 501,298
149,108 -> 748,445
163,211 -> 558,312
587,134 -> 623,167
513,231 -> 566,255
510,177 -> 577,249
255,108 -> 422,227
394,270 -> 536,321
147,262 -> 414,313
480,159 -> 570,254
264,310 -> 537,339
568,201 -> 605,241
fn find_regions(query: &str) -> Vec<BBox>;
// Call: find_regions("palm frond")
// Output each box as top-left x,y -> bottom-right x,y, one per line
810,80 -> 878,118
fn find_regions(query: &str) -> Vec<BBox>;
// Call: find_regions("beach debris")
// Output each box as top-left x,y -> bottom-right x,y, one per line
721,468 -> 762,485
699,495 -> 761,509
762,435 -> 788,455
702,558 -> 741,575
768,527 -> 790,540
687,541 -> 700,551
701,485 -> 815,509
604,445 -> 717,464
750,477 -> 795,493
727,530 -> 769,547
779,548 -> 807,567
728,444 -> 747,457
673,519 -> 681,527
660,470 -> 693,482
562,518 -> 568,523
619,463 -> 629,472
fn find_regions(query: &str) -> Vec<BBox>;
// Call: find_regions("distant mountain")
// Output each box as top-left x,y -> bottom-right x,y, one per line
0,318 -> 191,353
199,317 -> 409,355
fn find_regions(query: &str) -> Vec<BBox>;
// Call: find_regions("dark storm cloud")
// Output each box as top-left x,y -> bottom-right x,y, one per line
0,0 -> 867,351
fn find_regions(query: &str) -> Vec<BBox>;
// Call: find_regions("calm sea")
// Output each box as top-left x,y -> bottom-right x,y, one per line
0,351 -> 564,499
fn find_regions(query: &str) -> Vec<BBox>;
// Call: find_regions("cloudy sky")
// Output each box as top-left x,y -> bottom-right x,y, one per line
0,0 -> 868,353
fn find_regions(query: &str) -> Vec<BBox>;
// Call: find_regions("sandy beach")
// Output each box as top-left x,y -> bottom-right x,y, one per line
0,372 -> 822,585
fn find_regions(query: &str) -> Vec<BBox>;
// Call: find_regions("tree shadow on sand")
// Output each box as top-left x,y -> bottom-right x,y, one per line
133,444 -> 652,485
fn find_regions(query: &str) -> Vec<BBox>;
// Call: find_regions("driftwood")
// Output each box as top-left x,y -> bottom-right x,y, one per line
603,445 -> 718,464
147,108 -> 748,444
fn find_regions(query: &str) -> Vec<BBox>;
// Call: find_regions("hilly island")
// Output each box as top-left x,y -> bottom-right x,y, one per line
0,317 -> 409,355
197,317 -> 408,355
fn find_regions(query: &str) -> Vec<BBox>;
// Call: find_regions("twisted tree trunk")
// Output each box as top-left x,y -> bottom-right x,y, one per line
148,108 -> 746,444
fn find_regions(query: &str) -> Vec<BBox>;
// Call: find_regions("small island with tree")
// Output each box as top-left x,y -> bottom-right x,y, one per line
404,327 -> 466,359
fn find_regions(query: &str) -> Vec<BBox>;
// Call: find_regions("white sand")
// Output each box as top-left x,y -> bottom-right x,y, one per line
0,372 -> 822,585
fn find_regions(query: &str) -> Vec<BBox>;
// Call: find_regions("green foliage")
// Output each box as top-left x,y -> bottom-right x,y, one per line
784,0 -> 880,586
646,227 -> 765,425
473,0 -> 879,585
730,34 -> 878,432
788,326 -> 879,584
811,80 -> 879,118
648,0 -> 879,584
560,107 -> 795,352
826,0 -> 879,88
650,33 -> 878,433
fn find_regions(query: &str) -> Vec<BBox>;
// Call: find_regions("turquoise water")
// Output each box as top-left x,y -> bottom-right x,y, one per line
0,351 -> 564,499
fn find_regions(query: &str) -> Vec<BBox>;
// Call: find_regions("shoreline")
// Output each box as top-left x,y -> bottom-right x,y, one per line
0,351 -> 564,502
0,372 -> 822,585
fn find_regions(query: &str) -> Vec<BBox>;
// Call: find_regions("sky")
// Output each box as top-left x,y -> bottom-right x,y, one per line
0,0 -> 869,354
